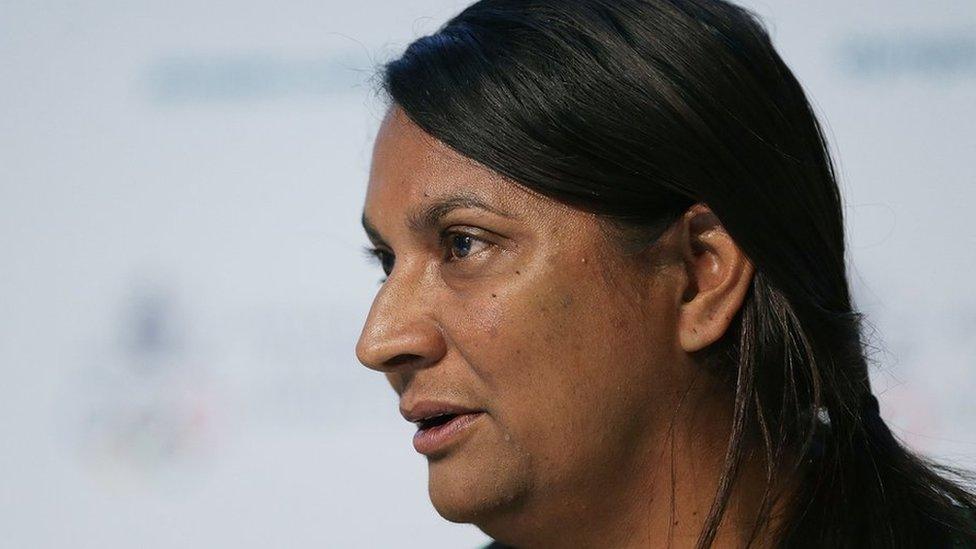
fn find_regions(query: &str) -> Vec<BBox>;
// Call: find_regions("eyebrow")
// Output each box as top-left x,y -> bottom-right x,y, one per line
361,192 -> 515,244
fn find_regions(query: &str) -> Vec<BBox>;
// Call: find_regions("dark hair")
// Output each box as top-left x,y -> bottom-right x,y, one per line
376,0 -> 976,546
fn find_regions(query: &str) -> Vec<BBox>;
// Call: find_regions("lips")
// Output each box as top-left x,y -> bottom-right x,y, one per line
400,399 -> 485,456
400,400 -> 481,425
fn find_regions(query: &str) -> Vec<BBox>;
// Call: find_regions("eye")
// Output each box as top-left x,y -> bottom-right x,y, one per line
362,246 -> 394,280
445,232 -> 489,261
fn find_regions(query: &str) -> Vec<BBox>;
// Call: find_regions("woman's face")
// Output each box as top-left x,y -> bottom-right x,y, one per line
356,107 -> 707,534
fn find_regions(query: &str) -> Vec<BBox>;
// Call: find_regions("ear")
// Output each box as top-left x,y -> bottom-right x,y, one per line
674,204 -> 755,353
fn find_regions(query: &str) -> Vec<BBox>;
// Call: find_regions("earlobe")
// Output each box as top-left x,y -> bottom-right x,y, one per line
675,205 -> 755,353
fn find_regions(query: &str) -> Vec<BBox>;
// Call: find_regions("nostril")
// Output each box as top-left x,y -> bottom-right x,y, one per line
385,353 -> 422,368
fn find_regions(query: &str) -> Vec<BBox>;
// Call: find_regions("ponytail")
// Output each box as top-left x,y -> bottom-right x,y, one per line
773,386 -> 976,548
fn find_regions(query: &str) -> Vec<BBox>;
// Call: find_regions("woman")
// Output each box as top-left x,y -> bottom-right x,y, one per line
355,0 -> 976,547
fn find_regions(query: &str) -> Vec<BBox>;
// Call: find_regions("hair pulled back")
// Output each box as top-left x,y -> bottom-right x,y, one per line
377,1 -> 976,546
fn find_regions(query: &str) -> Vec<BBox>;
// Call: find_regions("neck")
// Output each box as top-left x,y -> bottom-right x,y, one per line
481,387 -> 798,548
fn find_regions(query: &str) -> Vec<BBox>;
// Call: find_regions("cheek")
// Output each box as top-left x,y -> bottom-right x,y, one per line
455,263 -> 678,473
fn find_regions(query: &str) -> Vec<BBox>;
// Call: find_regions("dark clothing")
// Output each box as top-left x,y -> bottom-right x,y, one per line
479,509 -> 976,548
481,531 -> 975,548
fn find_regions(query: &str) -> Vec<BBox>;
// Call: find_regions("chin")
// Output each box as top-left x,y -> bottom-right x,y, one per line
426,446 -> 530,525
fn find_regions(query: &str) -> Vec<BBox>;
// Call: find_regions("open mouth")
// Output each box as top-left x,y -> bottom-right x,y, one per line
411,411 -> 485,455
417,413 -> 460,430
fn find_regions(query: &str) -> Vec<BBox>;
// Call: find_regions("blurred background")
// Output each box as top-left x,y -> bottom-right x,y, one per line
1,0 -> 974,547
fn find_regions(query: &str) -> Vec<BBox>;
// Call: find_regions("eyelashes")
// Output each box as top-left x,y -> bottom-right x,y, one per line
362,230 -> 493,283
361,245 -> 393,283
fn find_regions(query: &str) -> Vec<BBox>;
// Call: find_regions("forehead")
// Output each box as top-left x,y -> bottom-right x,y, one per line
364,107 -> 539,219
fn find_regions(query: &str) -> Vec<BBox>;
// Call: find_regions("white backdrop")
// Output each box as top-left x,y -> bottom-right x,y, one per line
1,1 -> 974,547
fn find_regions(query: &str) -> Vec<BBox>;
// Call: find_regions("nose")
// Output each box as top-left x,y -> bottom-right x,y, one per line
355,270 -> 447,374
